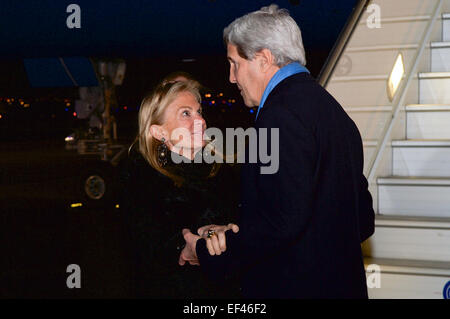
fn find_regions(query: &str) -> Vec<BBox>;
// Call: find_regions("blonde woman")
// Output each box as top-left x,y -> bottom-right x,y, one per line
119,79 -> 241,298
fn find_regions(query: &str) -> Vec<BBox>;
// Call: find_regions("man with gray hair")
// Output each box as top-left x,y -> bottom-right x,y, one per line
180,4 -> 374,298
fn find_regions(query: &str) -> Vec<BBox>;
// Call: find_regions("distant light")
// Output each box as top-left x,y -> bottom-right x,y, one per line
123,106 -> 127,110
219,93 -> 223,97
65,108 -> 69,111
211,100 -> 215,104
23,103 -> 30,108
115,204 -> 120,209
73,112 -> 77,117
205,93 -> 211,98
250,109 -> 254,114
66,102 -> 71,107
231,99 -> 236,103
182,58 -> 196,63
387,53 -> 405,101
65,135 -> 74,142
20,101 -> 24,105
70,203 -> 83,208
0,114 -> 2,119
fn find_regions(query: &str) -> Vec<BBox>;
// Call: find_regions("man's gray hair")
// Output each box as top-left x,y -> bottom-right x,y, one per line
223,4 -> 306,67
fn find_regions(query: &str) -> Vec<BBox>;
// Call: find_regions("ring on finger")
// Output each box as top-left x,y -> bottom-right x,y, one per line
207,229 -> 216,238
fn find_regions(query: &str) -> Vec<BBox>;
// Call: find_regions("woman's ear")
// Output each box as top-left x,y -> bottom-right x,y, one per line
150,124 -> 165,142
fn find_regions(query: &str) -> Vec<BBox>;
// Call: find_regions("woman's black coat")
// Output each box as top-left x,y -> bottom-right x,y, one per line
118,147 -> 241,298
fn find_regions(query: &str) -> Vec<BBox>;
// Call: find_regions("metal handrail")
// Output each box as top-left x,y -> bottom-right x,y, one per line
366,0 -> 443,183
318,0 -> 371,87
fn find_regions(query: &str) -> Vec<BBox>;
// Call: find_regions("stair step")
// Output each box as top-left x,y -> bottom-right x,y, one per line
431,42 -> 450,72
405,104 -> 450,139
430,42 -> 450,48
365,257 -> 450,276
362,215 -> 450,262
406,104 -> 450,111
374,214 -> 450,227
419,72 -> 450,104
377,177 -> 450,217
392,140 -> 450,177
418,71 -> 450,79
443,13 -> 450,42
378,177 -> 450,185
364,257 -> 450,299
392,139 -> 450,146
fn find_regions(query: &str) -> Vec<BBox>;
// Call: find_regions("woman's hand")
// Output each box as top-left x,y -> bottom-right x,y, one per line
178,229 -> 201,266
197,223 -> 239,256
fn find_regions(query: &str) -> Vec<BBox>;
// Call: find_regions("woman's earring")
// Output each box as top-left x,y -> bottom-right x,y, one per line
157,137 -> 168,167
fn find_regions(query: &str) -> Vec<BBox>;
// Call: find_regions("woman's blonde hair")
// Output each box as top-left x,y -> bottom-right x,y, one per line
136,79 -> 220,186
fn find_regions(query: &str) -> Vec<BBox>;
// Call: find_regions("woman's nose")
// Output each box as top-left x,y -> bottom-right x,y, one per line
193,113 -> 206,128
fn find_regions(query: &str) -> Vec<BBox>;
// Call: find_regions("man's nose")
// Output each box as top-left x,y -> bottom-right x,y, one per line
229,69 -> 236,84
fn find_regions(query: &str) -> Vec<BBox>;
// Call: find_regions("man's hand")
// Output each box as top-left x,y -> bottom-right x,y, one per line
197,223 -> 239,256
178,229 -> 201,266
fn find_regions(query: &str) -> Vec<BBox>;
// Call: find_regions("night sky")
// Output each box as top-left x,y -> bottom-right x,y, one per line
0,0 -> 358,139
0,0 -> 357,57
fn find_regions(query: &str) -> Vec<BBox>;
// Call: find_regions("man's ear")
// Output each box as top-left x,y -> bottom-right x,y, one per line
150,124 -> 165,141
256,48 -> 276,72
